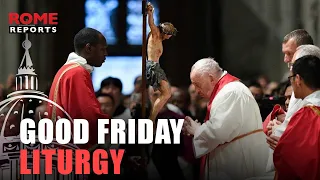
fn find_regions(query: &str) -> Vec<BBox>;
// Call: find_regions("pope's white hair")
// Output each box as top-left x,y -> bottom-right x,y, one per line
295,45 -> 320,60
191,57 -> 223,77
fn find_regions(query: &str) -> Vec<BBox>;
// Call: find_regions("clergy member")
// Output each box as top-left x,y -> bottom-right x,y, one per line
267,44 -> 320,149
273,55 -> 320,180
266,29 -> 315,141
47,27 -> 109,148
263,31 -> 315,175
183,58 -> 269,180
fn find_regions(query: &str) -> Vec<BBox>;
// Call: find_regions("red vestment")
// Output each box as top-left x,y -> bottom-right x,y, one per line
47,63 -> 110,148
262,104 -> 285,135
273,105 -> 320,180
199,73 -> 239,180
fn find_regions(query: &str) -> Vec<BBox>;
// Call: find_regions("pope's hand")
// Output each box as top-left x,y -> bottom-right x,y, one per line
183,116 -> 201,136
182,117 -> 190,136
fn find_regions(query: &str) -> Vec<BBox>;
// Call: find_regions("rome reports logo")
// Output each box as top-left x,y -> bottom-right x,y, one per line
0,34 -> 78,180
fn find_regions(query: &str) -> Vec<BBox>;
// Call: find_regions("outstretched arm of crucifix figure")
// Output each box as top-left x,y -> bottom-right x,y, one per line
147,2 -> 159,38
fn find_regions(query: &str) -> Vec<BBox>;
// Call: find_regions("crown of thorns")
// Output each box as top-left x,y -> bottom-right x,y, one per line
159,23 -> 178,36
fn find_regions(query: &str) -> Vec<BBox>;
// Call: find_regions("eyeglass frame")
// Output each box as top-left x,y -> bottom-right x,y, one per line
288,74 -> 297,81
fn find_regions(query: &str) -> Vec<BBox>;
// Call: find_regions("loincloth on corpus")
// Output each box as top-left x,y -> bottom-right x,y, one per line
146,60 -> 168,91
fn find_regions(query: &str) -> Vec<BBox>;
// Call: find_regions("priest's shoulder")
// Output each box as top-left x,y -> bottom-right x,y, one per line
56,63 -> 89,78
288,105 -> 320,128
300,105 -> 320,117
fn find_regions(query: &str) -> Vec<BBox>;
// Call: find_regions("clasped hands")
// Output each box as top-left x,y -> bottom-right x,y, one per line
266,119 -> 282,150
182,116 -> 201,137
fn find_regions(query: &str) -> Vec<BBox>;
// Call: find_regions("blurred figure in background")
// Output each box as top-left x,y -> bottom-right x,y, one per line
257,75 -> 269,93
96,92 -> 115,117
133,75 -> 142,94
34,83 -> 51,122
284,84 -> 293,111
171,87 -> 193,117
121,92 -> 149,180
265,82 -> 279,95
188,84 -> 198,117
99,77 -> 131,121
123,94 -> 131,109
248,81 -> 264,101
166,84 -> 184,116
0,84 -> 5,101
6,74 -> 15,94
148,86 -> 187,180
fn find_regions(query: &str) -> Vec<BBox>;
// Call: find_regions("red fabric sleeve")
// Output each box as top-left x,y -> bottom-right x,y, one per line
273,106 -> 320,180
263,105 -> 285,135
262,115 -> 271,135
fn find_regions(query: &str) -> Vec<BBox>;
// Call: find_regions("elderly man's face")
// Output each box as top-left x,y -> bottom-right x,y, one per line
190,71 -> 215,99
282,38 -> 298,67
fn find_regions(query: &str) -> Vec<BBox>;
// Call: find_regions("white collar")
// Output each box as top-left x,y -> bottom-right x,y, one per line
303,90 -> 320,106
66,52 -> 94,73
218,70 -> 228,80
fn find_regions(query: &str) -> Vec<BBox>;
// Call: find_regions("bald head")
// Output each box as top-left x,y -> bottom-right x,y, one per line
293,45 -> 320,62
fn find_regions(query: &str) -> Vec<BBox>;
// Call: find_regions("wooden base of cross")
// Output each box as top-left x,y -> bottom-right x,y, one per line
141,0 -> 148,119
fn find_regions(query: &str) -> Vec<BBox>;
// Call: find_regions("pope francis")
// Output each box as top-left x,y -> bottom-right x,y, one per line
183,58 -> 269,180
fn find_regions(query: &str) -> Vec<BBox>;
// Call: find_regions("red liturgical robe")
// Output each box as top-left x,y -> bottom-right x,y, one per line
273,105 -> 320,180
47,63 -> 110,148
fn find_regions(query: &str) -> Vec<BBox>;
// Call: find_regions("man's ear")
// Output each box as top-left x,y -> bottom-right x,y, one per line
209,74 -> 216,83
295,74 -> 302,87
85,43 -> 91,53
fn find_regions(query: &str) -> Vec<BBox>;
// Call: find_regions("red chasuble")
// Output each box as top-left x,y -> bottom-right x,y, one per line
47,63 -> 110,149
199,73 -> 239,180
273,105 -> 320,180
262,104 -> 285,135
